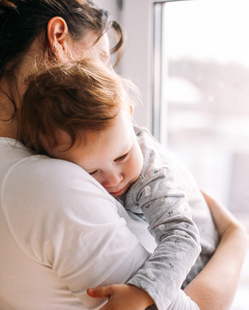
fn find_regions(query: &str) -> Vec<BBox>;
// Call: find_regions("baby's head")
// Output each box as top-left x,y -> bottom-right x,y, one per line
20,58 -> 143,197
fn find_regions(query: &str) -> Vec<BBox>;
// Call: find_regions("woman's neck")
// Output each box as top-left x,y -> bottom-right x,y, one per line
0,119 -> 18,139
0,78 -> 19,138
0,42 -> 41,139
0,102 -> 18,139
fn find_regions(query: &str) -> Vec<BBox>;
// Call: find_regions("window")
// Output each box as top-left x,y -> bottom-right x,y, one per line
155,0 -> 249,227
153,1 -> 249,308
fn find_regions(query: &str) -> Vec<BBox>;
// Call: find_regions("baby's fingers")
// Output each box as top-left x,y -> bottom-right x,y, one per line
87,286 -> 113,298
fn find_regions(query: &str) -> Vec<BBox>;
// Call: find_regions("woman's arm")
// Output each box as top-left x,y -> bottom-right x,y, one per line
184,192 -> 248,310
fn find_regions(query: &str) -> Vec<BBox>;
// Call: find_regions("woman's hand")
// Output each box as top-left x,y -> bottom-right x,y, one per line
87,284 -> 154,310
184,191 -> 248,310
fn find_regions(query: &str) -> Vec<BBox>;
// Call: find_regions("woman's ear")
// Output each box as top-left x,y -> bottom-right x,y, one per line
47,17 -> 69,60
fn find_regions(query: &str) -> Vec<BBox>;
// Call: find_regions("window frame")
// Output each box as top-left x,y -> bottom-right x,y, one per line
120,0 -> 189,142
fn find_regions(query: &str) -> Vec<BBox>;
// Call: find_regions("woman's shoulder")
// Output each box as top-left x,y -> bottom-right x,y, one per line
0,141 -> 116,222
0,139 -> 94,189
1,142 -> 130,261
0,142 -> 144,289
20,153 -> 90,187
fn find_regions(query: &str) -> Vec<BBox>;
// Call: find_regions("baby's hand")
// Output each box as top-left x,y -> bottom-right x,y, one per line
87,284 -> 154,310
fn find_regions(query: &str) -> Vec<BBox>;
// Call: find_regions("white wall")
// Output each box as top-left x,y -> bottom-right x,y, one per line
119,0 -> 154,131
94,0 -> 119,21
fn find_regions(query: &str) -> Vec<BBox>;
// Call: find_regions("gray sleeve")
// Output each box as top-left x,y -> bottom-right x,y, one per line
167,290 -> 200,310
127,167 -> 201,310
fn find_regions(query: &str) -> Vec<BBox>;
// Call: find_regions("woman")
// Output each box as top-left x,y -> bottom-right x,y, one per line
0,1 -> 247,309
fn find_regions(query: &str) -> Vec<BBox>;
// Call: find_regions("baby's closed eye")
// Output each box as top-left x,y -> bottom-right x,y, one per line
114,153 -> 128,162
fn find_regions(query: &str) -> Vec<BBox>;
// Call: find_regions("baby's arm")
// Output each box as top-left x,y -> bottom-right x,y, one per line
126,167 -> 201,310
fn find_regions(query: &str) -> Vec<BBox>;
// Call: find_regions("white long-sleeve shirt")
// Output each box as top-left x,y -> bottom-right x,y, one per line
0,138 -> 199,310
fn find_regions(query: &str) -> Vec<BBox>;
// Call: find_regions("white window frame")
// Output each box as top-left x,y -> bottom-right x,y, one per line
119,0 -> 185,143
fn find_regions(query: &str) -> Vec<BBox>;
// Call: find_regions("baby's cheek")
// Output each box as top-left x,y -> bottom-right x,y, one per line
91,174 -> 103,186
131,157 -> 143,179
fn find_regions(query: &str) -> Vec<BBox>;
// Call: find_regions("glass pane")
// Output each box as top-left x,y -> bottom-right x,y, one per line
162,2 -> 249,307
163,0 -> 249,228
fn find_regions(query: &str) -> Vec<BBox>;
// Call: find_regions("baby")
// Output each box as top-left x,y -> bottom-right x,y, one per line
20,58 -> 218,310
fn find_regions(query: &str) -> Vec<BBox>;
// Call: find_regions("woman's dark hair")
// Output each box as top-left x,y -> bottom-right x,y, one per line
0,0 -> 124,119
0,0 -> 123,74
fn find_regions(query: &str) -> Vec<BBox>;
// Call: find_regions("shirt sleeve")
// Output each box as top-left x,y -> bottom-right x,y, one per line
126,127 -> 201,310
2,156 -> 150,309
167,290 -> 200,310
147,290 -> 200,310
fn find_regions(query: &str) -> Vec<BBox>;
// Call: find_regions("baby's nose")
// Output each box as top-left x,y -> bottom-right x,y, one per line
103,172 -> 123,188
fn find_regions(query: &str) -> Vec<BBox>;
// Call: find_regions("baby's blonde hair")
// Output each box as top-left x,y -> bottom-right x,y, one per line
20,58 -> 139,155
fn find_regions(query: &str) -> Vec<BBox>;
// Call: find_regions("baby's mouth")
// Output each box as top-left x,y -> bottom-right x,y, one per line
109,186 -> 126,197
